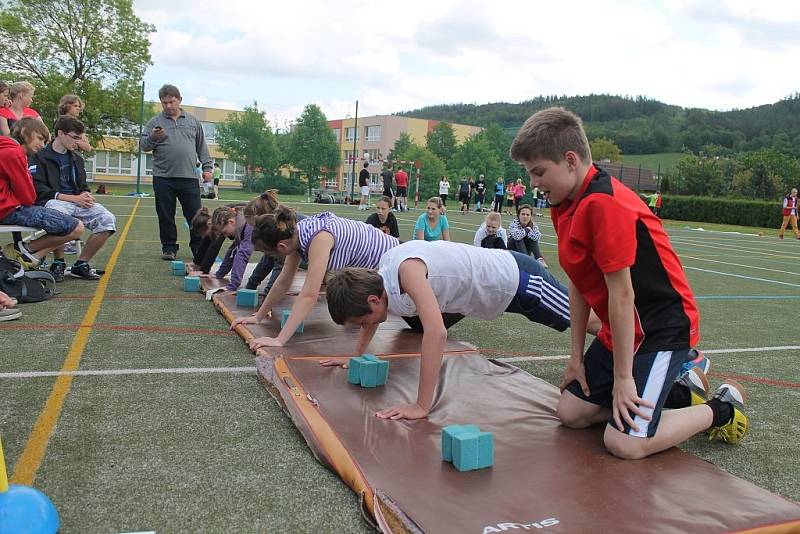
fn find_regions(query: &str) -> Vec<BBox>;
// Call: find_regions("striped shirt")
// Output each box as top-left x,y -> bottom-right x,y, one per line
297,212 -> 399,271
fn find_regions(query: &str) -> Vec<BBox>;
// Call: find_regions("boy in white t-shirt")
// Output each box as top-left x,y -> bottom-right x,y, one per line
324,240 -> 601,420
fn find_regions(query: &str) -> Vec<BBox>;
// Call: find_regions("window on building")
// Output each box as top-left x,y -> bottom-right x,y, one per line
219,158 -> 245,181
324,174 -> 339,189
370,173 -> 380,189
201,122 -> 216,142
330,128 -> 340,142
365,149 -> 381,163
92,151 -> 132,174
345,127 -> 359,141
145,154 -> 154,176
84,155 -> 94,181
365,125 -> 381,142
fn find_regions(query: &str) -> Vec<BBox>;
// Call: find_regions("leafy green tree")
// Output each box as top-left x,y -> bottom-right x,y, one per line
475,123 -> 520,179
0,0 -> 154,139
675,154 -> 726,196
289,104 -> 340,199
590,137 -> 623,163
425,122 -> 457,166
450,135 -> 503,184
388,132 -> 414,164
215,102 -> 280,178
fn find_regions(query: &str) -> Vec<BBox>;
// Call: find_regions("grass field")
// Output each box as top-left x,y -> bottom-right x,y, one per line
622,152 -> 684,172
1,195 -> 798,532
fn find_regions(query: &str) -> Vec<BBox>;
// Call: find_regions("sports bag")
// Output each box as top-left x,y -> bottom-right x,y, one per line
0,252 -> 56,303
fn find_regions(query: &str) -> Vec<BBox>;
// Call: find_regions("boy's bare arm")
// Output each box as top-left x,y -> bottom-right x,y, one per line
560,280 -> 591,394
605,268 -> 653,432
376,259 -> 446,420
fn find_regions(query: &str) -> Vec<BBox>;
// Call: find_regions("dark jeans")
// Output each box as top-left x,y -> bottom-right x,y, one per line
507,236 -> 543,260
153,176 -> 202,256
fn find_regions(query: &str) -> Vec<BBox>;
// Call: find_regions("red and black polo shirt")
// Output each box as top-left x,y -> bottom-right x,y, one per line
552,165 -> 699,353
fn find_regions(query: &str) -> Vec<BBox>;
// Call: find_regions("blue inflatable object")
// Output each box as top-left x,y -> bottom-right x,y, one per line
0,484 -> 59,534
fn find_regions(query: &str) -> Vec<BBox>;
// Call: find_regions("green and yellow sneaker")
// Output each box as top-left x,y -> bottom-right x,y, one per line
709,380 -> 749,444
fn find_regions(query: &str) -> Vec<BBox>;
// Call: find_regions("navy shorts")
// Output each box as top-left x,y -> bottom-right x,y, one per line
1,205 -> 80,236
566,339 -> 691,438
505,251 -> 570,331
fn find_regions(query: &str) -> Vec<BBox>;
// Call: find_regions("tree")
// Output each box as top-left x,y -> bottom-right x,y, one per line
475,123 -> 520,179
590,137 -> 623,163
388,132 -> 413,163
450,135 -> 503,184
215,103 -> 280,178
0,0 -> 154,139
426,122 -> 457,166
289,104 -> 340,199
390,140 -> 446,203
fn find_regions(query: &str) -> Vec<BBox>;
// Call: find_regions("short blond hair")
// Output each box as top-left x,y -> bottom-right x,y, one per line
9,81 -> 34,100
510,107 -> 591,164
485,212 -> 502,225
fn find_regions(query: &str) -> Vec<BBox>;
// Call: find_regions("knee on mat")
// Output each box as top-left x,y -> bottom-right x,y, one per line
556,402 -> 592,429
604,429 -> 648,460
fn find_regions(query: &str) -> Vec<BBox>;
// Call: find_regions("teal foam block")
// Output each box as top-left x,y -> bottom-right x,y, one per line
347,357 -> 365,384
441,424 -> 480,462
359,359 -> 380,388
236,289 -> 259,308
183,276 -> 200,292
452,431 -> 494,472
281,309 -> 304,334
171,260 -> 185,275
361,354 -> 388,385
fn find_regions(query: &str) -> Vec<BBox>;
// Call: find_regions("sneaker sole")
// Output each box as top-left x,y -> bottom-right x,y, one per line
0,310 -> 22,321
719,378 -> 748,405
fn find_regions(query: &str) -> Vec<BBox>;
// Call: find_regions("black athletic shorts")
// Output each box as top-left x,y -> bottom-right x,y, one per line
396,186 -> 407,196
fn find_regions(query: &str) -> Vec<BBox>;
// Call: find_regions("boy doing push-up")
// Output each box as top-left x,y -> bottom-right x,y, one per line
325,240 -> 602,420
510,107 -> 748,459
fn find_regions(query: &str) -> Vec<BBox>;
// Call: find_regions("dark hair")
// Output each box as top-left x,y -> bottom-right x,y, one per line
517,204 -> 534,226
58,94 -> 83,115
54,115 -> 85,136
11,117 -> 50,145
363,161 -> 369,168
251,205 -> 298,251
243,190 -> 280,224
158,84 -> 181,100
326,268 -> 385,325
377,196 -> 392,207
191,207 -> 212,236
213,162 -> 220,167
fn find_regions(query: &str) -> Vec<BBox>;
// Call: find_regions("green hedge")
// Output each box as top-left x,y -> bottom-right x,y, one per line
660,195 -> 781,228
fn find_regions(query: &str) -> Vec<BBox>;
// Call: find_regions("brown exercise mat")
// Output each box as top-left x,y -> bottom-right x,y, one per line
213,285 -> 800,533
200,266 -> 318,297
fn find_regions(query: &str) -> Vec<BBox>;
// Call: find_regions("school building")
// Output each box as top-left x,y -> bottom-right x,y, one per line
326,115 -> 481,192
87,104 -> 246,188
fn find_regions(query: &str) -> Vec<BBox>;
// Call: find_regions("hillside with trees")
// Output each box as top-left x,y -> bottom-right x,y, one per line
398,93 -> 800,158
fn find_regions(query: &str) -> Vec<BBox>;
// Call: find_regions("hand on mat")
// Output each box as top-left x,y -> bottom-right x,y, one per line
376,403 -> 429,421
320,357 -> 348,368
188,270 -> 211,277
231,315 -> 261,330
560,359 -> 590,396
250,336 -> 283,350
611,376 -> 653,433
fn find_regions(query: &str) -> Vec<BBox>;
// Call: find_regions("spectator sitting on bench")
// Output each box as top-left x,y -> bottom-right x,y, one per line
1,118 -> 83,269
31,115 -> 116,280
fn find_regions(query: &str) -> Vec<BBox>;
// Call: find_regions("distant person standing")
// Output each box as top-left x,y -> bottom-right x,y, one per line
474,174 -> 487,212
358,161 -> 370,211
779,188 -> 800,240
140,84 -> 212,260
380,164 -> 394,201
212,161 -> 222,199
493,177 -> 505,212
438,176 -> 450,206
394,166 -> 409,211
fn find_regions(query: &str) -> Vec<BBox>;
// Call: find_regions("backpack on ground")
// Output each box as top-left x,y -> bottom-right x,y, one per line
0,251 -> 57,303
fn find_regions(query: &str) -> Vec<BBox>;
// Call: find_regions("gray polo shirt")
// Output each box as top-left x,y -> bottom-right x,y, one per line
140,109 -> 212,179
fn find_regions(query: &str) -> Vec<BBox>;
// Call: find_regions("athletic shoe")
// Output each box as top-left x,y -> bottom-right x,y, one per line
63,240 -> 79,255
0,308 -> 22,321
69,262 -> 101,280
3,242 -> 40,268
49,261 -> 66,282
676,367 -> 709,406
680,349 -> 710,376
161,251 -> 177,261
709,380 -> 749,444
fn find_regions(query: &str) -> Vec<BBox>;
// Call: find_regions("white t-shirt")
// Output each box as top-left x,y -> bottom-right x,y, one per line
378,241 -> 519,320
439,180 -> 450,195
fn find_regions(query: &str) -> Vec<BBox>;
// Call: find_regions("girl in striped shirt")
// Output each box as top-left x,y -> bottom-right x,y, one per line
231,207 -> 399,349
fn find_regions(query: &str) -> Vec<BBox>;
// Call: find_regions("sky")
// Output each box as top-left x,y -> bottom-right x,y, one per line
134,0 -> 800,128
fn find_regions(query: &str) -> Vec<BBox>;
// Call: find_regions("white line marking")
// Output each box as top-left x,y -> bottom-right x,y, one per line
496,344 -> 800,363
0,367 -> 256,379
682,255 -> 800,277
684,266 -> 800,287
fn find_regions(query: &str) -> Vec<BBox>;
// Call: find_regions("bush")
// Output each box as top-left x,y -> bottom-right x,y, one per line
660,195 -> 781,228
241,173 -> 305,195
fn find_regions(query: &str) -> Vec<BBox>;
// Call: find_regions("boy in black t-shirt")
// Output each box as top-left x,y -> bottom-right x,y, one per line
474,174 -> 487,212
358,161 -> 370,211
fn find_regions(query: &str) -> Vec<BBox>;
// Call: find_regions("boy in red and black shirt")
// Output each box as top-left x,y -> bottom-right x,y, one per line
510,107 -> 749,459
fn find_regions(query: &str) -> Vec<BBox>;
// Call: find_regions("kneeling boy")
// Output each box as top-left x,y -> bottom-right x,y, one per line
510,107 -> 748,459
326,240 -> 600,421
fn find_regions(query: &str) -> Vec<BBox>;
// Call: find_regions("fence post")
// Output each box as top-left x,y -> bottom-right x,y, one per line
636,164 -> 642,192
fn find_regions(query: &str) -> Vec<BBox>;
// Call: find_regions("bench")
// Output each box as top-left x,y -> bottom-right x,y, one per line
0,225 -> 82,256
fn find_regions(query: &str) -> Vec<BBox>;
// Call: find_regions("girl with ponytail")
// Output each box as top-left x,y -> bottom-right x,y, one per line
232,208 -> 399,349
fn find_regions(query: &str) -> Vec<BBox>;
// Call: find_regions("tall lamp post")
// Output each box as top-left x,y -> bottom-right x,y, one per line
348,100 -> 358,201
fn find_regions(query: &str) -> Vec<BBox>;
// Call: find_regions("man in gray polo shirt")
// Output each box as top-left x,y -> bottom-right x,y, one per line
141,84 -> 212,260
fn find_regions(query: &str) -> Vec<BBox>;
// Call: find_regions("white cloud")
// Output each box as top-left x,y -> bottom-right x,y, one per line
134,0 -> 800,118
